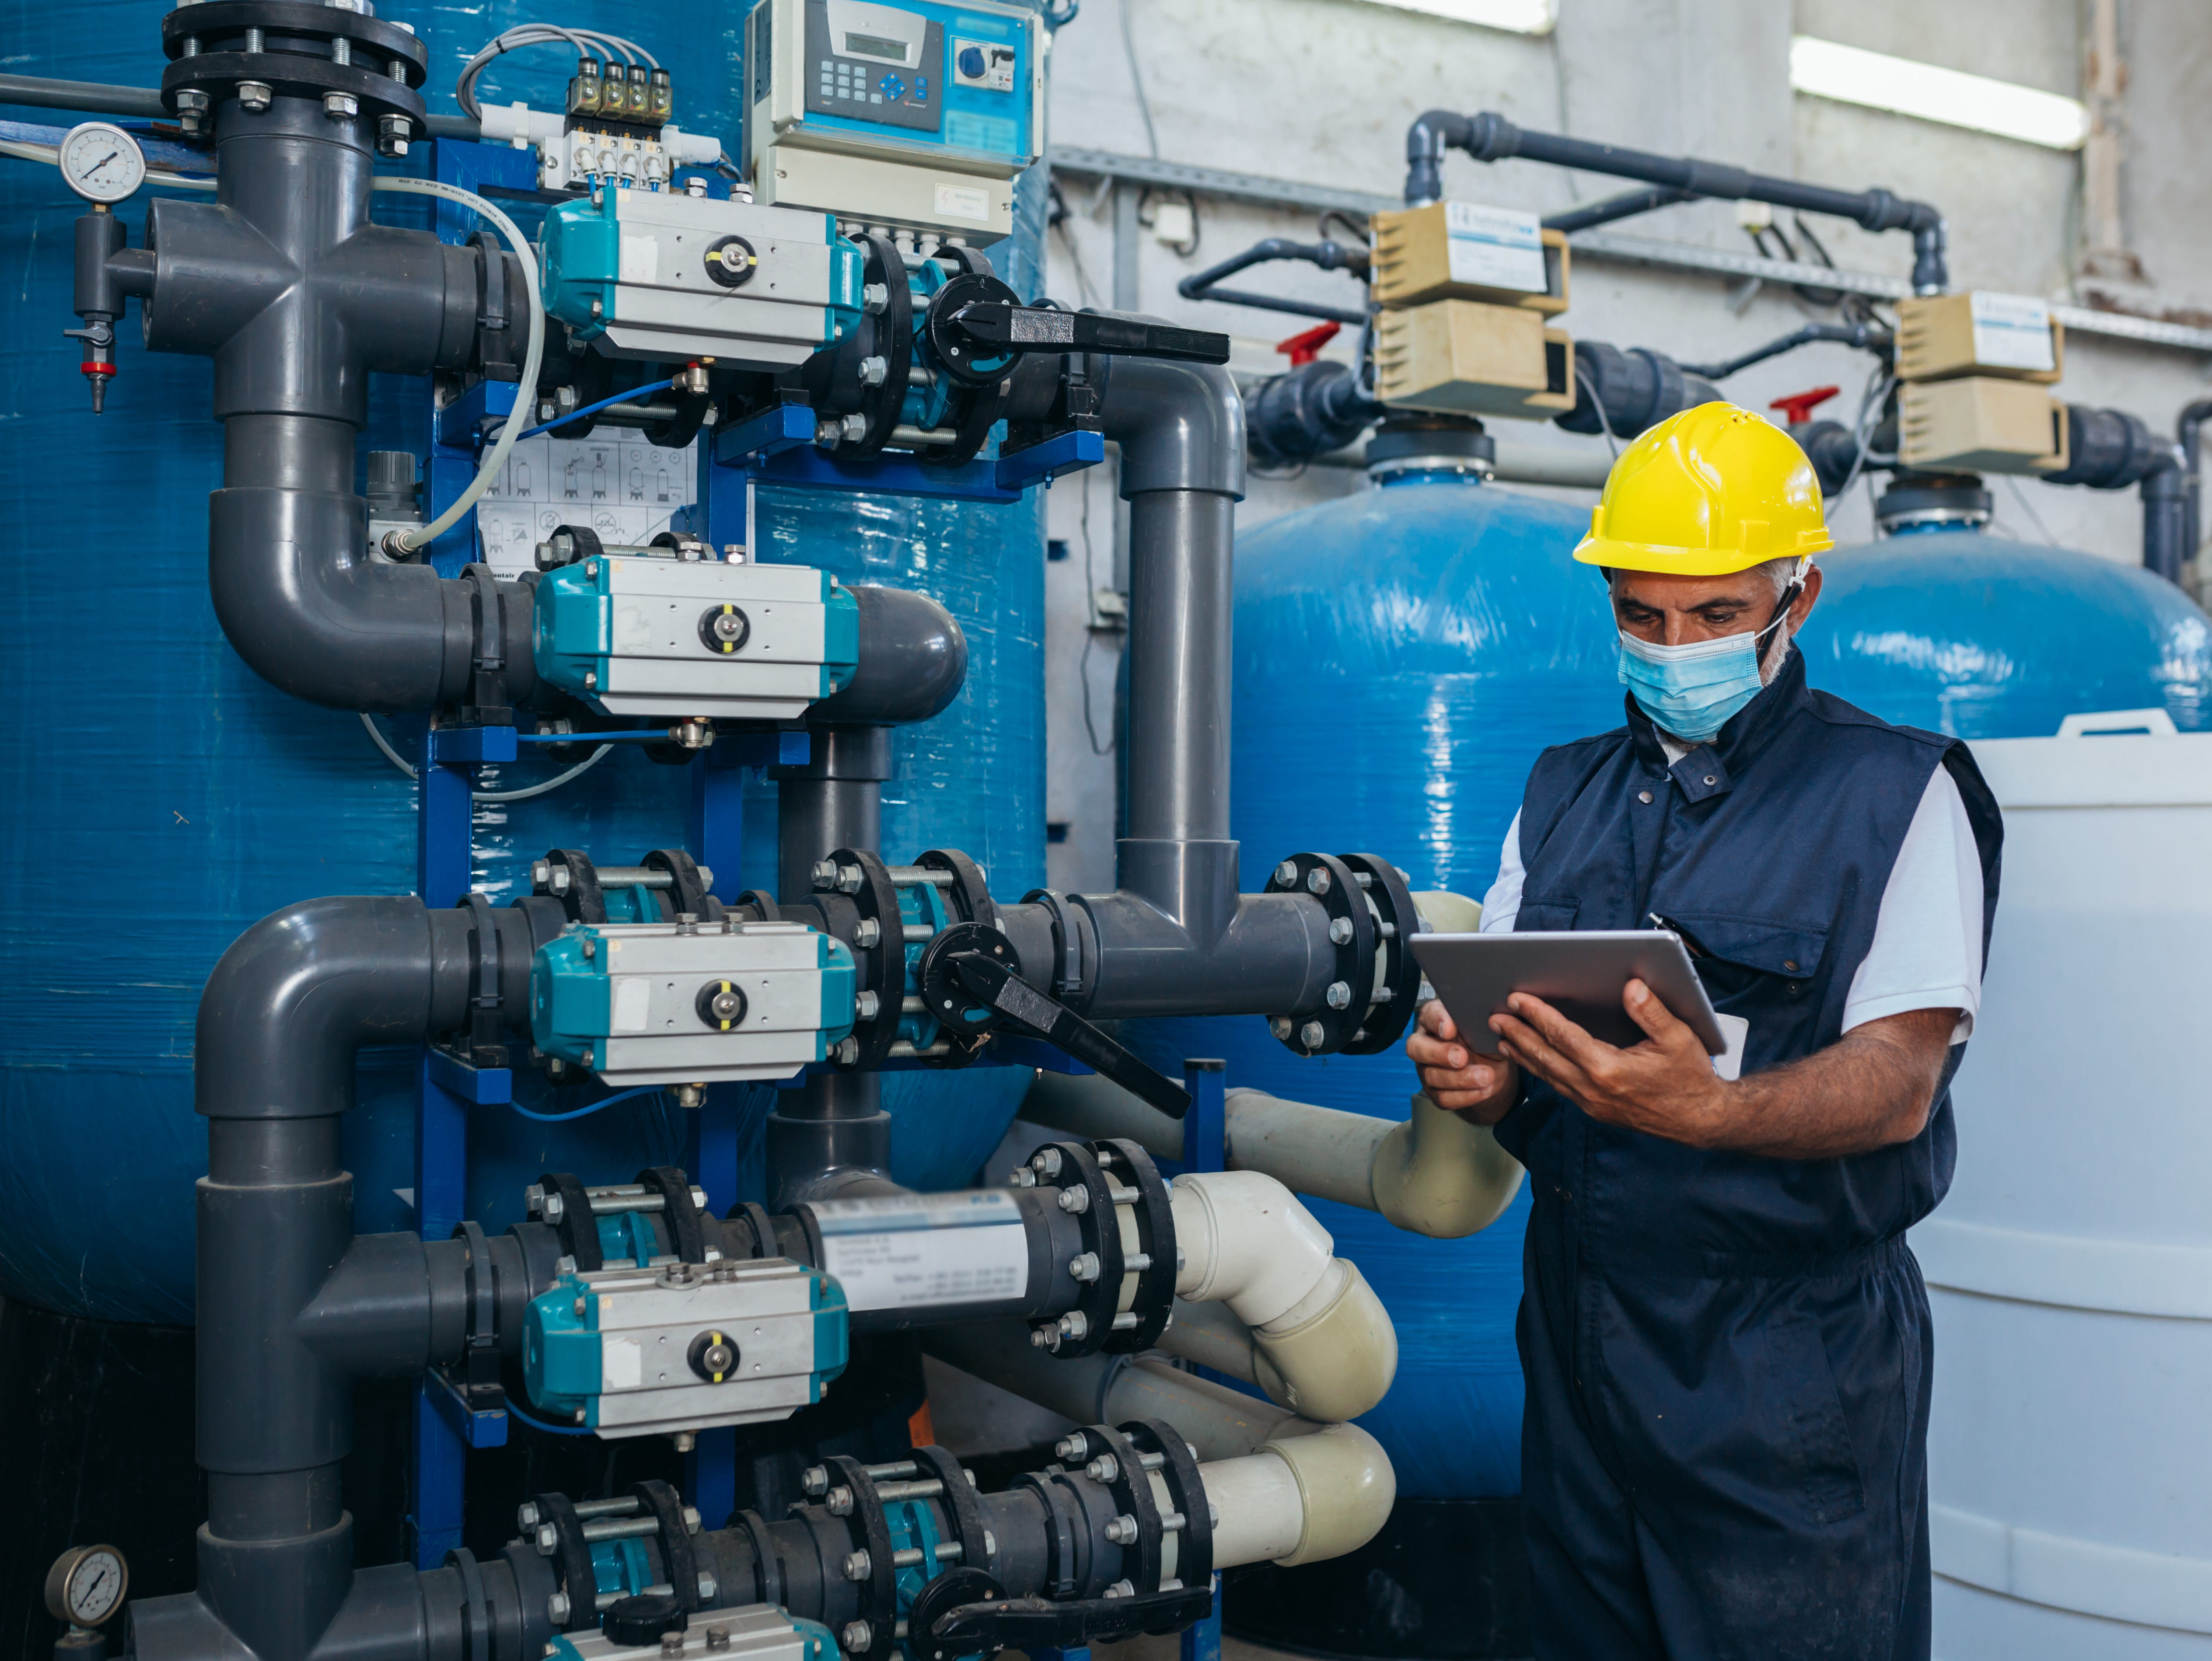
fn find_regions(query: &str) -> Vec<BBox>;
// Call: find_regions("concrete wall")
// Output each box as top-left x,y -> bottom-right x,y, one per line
1038,0 -> 2212,894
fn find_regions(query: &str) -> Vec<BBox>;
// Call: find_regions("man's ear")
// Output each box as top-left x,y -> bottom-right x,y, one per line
1789,563 -> 1824,631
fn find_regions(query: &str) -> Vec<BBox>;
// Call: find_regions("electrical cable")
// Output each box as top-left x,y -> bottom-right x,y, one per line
1575,364 -> 1620,458
1076,467 -> 1116,756
507,376 -> 677,443
1831,367 -> 1896,507
515,729 -> 669,743
509,1085 -> 664,1122
372,177 -> 545,557
359,712 -> 615,803
2002,474 -> 2060,547
1118,0 -> 1160,160
455,24 -> 658,121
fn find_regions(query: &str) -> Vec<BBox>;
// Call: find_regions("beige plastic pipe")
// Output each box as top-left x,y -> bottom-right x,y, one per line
1022,1074 -> 1523,1239
1202,1421 -> 1397,1568
1169,1170 -> 1397,1422
921,1326 -> 1397,1567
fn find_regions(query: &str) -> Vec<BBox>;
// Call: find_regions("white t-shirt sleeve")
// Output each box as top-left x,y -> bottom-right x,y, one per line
1480,810 -> 1524,934
1842,765 -> 1986,1044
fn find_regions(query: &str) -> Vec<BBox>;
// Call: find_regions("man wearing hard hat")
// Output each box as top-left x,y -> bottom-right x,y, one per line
1408,403 -> 2002,1660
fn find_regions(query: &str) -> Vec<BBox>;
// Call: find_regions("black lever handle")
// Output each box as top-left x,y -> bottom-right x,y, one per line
947,302 -> 1231,366
915,923 -> 1193,1117
922,1586 -> 1217,1659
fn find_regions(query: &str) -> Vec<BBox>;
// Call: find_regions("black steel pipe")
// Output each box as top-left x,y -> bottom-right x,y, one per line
1409,109 -> 1949,293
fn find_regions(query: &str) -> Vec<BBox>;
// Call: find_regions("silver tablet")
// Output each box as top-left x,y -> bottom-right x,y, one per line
1407,930 -> 1728,1057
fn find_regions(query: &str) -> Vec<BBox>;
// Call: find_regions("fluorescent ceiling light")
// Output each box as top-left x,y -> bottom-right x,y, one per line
1789,35 -> 2089,150
1352,0 -> 1557,36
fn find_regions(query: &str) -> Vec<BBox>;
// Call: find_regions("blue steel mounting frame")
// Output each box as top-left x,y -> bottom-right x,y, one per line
405,138 -> 769,1566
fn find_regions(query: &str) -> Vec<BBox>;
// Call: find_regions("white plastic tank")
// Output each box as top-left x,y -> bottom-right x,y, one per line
1915,709 -> 2212,1657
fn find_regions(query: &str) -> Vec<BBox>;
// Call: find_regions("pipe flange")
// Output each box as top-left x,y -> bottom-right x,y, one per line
643,848 -> 714,922
1019,888 -> 1086,1003
825,1455 -> 901,1661
824,848 -> 904,1069
1076,1422 -> 1166,1594
916,848 -> 998,930
729,1509 -> 785,1609
1334,854 -> 1423,1055
1089,1140 -> 1176,1355
1010,1469 -> 1083,1599
911,1445 -> 996,1580
1120,1419 -> 1213,1589
852,236 -> 913,458
636,1166 -> 709,1264
528,1491 -> 601,1631
444,1547 -> 493,1661
1024,1141 -> 1121,1357
535,1171 -> 604,1272
736,888 -> 782,924
160,0 -> 429,124
628,1479 -> 703,1610
1262,852 -> 1376,1057
538,849 -> 608,925
722,1200 -> 779,1260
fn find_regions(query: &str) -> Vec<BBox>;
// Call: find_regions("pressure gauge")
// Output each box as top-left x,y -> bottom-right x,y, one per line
45,1545 -> 129,1629
57,122 -> 147,205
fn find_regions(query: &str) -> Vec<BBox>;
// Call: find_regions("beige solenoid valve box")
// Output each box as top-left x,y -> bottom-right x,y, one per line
1895,292 -> 2065,385
1899,376 -> 2070,475
1369,201 -> 1570,313
1375,299 -> 1574,420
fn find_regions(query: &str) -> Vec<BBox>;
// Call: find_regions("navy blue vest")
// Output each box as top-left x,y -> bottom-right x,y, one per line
1492,649 -> 2003,1272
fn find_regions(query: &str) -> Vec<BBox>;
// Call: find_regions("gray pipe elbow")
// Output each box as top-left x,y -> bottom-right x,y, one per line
196,897 -> 500,1121
1096,343 -> 1248,500
807,584 -> 968,725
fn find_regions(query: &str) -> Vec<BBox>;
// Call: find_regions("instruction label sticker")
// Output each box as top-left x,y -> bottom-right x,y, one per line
1969,292 -> 2056,372
1444,201 -> 1548,293
933,181 -> 992,223
813,1191 -> 1030,1313
472,433 -> 699,579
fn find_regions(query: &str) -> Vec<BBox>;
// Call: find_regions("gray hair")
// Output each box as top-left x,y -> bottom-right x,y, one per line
1602,556 -> 1806,599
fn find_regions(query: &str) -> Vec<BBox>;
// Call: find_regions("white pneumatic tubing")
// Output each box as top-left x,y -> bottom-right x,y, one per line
1171,1172 -> 1398,1421
1202,1422 -> 1397,1568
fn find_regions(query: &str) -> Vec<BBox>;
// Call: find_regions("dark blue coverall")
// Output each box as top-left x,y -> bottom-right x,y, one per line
1490,652 -> 2003,1661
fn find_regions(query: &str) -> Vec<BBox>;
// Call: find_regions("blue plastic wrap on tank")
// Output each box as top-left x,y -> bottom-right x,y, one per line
0,1 -> 1049,1319
1798,527 -> 2212,736
1132,470 -> 1621,1498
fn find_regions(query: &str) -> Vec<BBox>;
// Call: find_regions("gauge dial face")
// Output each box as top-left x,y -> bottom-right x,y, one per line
58,123 -> 147,204
62,1548 -> 126,1626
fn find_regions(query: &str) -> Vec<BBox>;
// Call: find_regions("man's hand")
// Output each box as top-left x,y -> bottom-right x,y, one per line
1492,981 -> 1960,1159
1407,999 -> 1520,1124
1491,979 -> 1729,1145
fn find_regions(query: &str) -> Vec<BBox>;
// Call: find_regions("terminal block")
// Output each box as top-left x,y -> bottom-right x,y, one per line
529,918 -> 857,1086
523,1255 -> 848,1437
532,541 -> 860,721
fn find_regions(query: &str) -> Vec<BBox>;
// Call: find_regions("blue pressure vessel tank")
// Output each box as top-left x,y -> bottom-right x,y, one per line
0,4 -> 1047,1324
1799,523 -> 2212,737
1137,464 -> 1620,1499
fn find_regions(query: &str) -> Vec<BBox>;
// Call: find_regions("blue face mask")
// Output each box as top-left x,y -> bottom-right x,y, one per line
1617,603 -> 1794,744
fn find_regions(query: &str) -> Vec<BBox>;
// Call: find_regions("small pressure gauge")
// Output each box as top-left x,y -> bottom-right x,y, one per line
58,122 -> 147,205
45,1545 -> 128,1628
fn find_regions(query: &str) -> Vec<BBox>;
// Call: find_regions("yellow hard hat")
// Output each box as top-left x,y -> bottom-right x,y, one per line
1573,401 -> 1832,576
